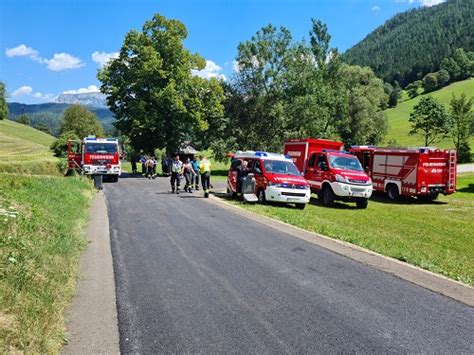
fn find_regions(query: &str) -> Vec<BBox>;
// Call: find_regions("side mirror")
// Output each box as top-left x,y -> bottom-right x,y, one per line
321,163 -> 328,171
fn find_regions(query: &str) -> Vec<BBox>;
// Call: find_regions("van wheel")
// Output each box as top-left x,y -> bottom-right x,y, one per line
387,184 -> 400,201
356,198 -> 368,209
111,175 -> 119,183
321,185 -> 335,206
296,203 -> 306,210
257,189 -> 267,204
227,186 -> 236,198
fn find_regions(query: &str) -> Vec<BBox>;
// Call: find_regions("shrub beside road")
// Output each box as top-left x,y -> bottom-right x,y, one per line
231,173 -> 474,286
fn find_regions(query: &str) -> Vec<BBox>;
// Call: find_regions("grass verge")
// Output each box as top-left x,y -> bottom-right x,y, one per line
224,173 -> 474,286
0,174 -> 93,353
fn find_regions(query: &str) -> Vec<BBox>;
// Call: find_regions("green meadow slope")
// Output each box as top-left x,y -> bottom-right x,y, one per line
0,120 -> 94,352
384,78 -> 474,148
0,119 -> 58,175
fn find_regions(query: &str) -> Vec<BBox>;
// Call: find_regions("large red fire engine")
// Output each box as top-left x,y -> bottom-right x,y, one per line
349,146 -> 456,201
284,139 -> 372,209
68,136 -> 121,182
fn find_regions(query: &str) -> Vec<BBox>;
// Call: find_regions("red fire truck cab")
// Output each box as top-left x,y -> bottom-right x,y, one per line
349,146 -> 456,201
284,139 -> 373,209
227,151 -> 311,209
68,136 -> 121,182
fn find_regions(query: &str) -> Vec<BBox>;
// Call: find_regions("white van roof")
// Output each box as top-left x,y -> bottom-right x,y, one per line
234,151 -> 292,162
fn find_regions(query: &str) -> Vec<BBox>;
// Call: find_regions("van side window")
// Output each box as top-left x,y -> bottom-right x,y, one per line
254,161 -> 262,174
317,155 -> 327,169
230,159 -> 241,171
308,153 -> 317,167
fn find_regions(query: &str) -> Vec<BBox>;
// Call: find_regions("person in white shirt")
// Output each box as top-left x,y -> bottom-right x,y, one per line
170,154 -> 183,194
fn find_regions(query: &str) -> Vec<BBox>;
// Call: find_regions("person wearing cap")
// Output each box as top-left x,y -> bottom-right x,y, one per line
199,155 -> 212,198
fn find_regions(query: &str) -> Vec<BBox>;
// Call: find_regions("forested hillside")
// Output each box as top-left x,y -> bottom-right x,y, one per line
343,0 -> 473,86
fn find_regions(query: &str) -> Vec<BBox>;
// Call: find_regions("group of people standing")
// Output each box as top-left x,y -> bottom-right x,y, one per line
170,155 -> 212,198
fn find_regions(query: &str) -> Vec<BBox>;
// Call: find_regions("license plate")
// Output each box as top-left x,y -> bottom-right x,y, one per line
287,198 -> 300,202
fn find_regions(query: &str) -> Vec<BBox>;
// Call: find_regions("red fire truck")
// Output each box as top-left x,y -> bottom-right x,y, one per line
349,146 -> 456,201
68,136 -> 121,182
284,139 -> 372,209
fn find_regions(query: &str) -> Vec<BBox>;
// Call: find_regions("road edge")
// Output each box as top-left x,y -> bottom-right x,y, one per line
62,191 -> 120,354
208,194 -> 474,307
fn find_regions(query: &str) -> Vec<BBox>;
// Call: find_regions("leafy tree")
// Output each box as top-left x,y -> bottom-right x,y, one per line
98,13 -> 224,154
449,93 -> 473,163
17,113 -> 30,125
406,80 -> 422,99
435,69 -> 450,87
50,131 -> 79,158
0,82 -> 7,120
33,123 -> 52,135
385,81 -> 401,108
409,96 -> 450,146
338,64 -> 388,146
440,57 -> 461,82
423,73 -> 438,92
59,104 -> 104,139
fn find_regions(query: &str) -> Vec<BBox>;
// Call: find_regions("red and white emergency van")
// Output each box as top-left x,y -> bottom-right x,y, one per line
349,146 -> 456,201
284,139 -> 372,208
68,136 -> 121,182
227,151 -> 310,209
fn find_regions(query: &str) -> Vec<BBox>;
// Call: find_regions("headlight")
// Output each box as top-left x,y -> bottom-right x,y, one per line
335,174 -> 346,183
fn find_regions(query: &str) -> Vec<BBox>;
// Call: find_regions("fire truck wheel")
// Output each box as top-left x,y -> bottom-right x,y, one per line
111,175 -> 119,183
355,198 -> 368,209
418,193 -> 439,202
321,185 -> 335,206
386,184 -> 400,201
257,189 -> 267,204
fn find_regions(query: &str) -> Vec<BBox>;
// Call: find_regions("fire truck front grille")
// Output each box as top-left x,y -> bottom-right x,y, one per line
92,159 -> 113,165
349,179 -> 367,184
281,192 -> 307,197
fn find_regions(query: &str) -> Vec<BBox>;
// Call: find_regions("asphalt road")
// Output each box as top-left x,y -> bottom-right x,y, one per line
104,174 -> 474,353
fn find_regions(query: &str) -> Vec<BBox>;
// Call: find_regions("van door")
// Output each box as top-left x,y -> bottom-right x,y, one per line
313,154 -> 329,191
252,160 -> 266,192
305,153 -> 318,190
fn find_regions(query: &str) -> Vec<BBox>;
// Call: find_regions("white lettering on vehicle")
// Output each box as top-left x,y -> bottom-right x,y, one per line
422,162 -> 446,167
286,151 -> 301,157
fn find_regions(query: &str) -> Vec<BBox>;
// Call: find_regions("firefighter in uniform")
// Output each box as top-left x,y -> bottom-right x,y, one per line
199,155 -> 212,198
170,154 -> 183,194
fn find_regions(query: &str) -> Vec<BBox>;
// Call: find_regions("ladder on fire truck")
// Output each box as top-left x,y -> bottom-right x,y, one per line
447,150 -> 457,191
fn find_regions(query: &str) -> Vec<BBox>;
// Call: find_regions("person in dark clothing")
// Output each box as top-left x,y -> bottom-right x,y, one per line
131,159 -> 137,174
237,160 -> 249,195
170,155 -> 183,194
182,158 -> 196,193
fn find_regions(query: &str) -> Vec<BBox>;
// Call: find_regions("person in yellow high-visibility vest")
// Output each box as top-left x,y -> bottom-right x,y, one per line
199,155 -> 212,198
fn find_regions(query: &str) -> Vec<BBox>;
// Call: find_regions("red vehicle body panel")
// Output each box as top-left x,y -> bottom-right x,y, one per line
349,147 -> 457,197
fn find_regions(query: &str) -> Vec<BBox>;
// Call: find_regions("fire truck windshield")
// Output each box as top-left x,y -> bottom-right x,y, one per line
328,155 -> 363,172
85,143 -> 118,154
263,160 -> 301,176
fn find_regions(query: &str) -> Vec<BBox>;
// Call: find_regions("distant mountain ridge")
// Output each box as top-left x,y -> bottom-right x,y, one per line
343,0 -> 474,86
52,92 -> 108,108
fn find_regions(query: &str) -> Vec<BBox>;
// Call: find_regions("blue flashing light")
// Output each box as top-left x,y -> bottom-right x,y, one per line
85,137 -> 96,141
255,151 -> 268,157
284,154 -> 291,160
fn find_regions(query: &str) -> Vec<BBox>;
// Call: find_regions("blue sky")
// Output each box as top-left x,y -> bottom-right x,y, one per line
0,0 -> 444,104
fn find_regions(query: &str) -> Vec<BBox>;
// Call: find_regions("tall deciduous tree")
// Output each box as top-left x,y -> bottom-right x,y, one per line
409,96 -> 450,146
98,13 -> 224,154
0,82 -> 8,120
449,93 -> 473,163
59,104 -> 104,139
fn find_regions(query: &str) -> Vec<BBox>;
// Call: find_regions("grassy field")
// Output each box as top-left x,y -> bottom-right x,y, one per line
0,120 -> 95,352
0,120 -> 59,175
226,173 -> 474,286
384,78 -> 474,148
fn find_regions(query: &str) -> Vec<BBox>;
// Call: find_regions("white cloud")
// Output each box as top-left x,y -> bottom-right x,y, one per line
92,51 -> 119,67
232,60 -> 241,73
5,44 -> 39,58
62,85 -> 100,94
5,43 -> 84,71
192,60 -> 226,80
44,53 -> 84,71
10,85 -> 53,100
11,86 -> 33,97
371,5 -> 381,11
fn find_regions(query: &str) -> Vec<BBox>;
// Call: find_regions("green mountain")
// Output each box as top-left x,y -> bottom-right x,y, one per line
384,78 -> 474,148
7,102 -> 115,136
343,0 -> 473,86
